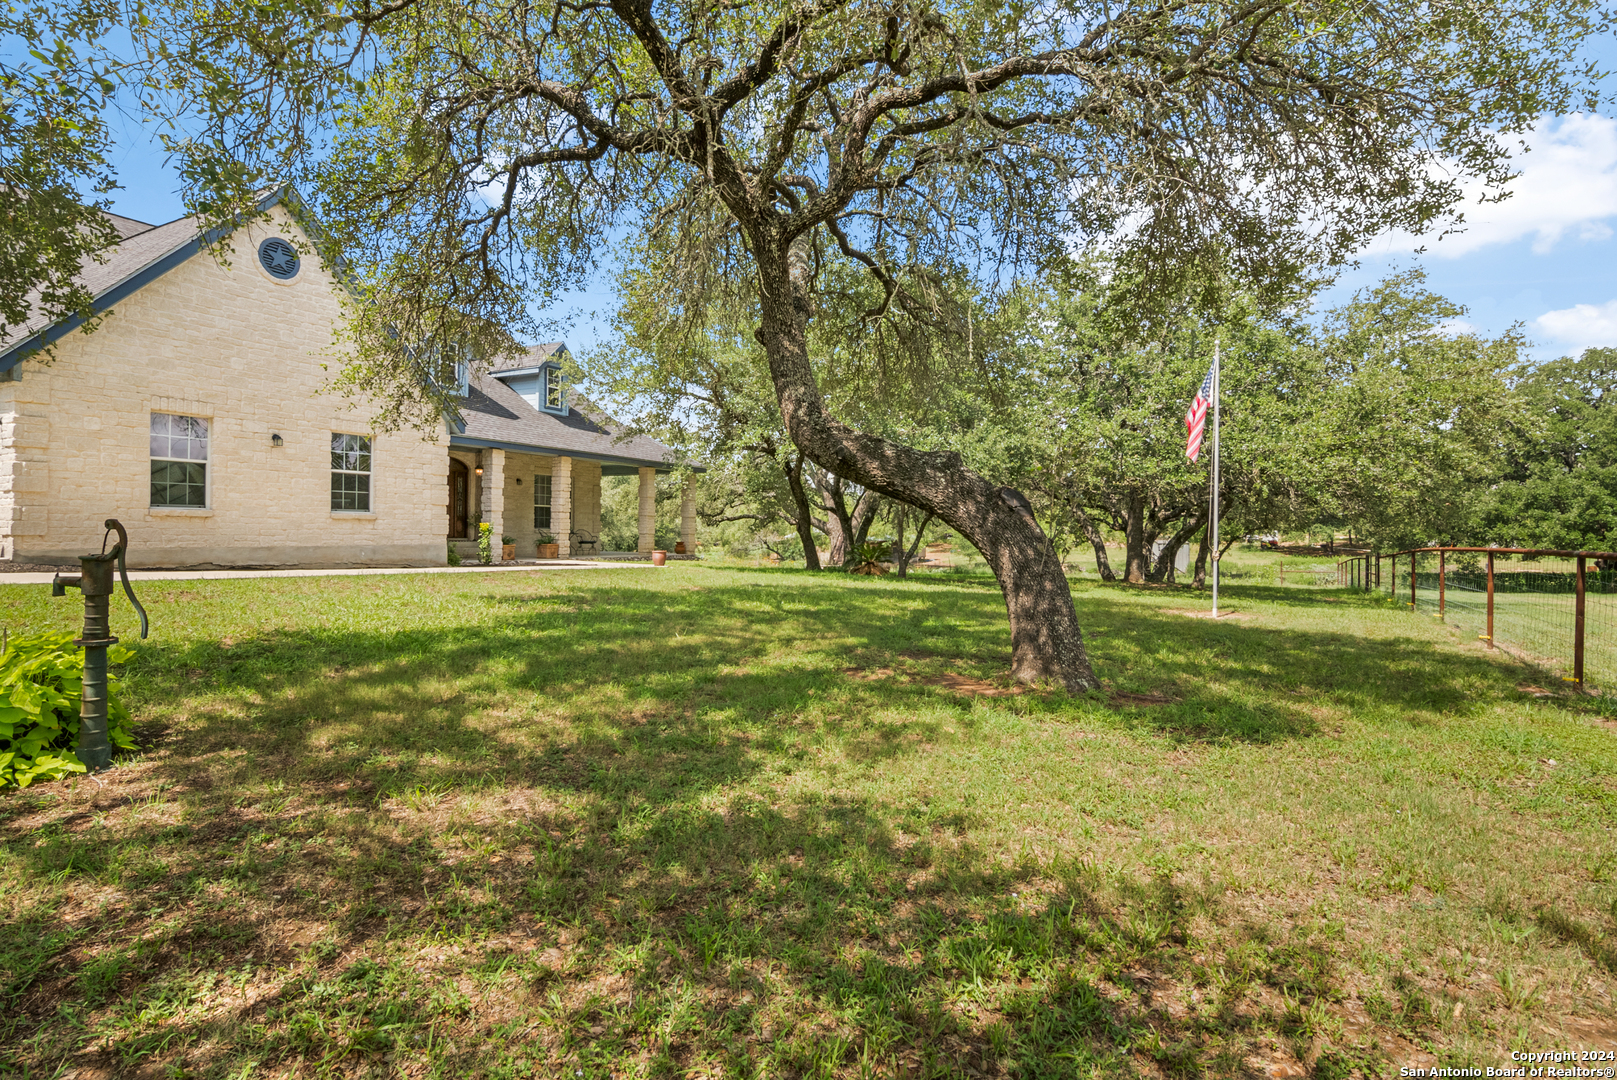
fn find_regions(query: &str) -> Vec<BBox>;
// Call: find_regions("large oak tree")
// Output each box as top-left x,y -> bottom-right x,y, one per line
140,0 -> 1605,688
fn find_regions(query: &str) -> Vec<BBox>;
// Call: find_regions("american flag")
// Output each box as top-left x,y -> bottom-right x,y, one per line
1185,364 -> 1214,461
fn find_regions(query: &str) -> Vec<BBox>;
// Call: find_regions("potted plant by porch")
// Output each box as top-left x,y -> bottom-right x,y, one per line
535,531 -> 559,559
501,534 -> 517,561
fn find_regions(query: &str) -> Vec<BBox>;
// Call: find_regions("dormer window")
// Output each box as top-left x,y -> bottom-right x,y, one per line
542,363 -> 565,414
456,356 -> 471,397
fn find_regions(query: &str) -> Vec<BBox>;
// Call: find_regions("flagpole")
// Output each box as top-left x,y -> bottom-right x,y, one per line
1211,336 -> 1221,617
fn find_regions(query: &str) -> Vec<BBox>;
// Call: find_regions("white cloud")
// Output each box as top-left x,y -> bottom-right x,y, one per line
1367,114 -> 1617,259
1532,298 -> 1617,349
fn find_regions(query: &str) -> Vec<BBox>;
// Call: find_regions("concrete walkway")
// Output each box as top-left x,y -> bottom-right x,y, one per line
0,559 -> 657,586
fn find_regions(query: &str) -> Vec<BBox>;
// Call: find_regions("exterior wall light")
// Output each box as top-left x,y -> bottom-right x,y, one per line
271,433 -> 284,447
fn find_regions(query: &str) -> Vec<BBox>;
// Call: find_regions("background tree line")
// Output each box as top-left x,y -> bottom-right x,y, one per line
591,259 -> 1614,571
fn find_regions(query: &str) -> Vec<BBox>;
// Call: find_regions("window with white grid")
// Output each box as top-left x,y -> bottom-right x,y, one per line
331,433 -> 372,512
150,413 -> 209,507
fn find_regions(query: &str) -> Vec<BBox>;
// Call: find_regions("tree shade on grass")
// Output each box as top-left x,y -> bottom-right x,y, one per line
133,0 -> 1609,690
0,566 -> 1613,1076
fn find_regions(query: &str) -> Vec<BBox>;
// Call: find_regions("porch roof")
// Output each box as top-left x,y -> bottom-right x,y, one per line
450,363 -> 694,473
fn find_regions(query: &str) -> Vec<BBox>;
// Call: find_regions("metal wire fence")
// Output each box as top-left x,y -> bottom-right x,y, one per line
1365,548 -> 1617,694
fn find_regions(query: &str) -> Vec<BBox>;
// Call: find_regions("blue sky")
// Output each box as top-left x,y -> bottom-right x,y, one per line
100,101 -> 1617,362
1314,111 -> 1617,361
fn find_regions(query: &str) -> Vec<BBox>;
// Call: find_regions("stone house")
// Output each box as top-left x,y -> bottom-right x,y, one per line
0,188 -> 694,568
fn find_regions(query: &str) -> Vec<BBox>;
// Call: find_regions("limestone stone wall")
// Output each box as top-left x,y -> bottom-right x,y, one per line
571,460 -> 602,541
0,206 -> 449,568
494,454 -> 602,552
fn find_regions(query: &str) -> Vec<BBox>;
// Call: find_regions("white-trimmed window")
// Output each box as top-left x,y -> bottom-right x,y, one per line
542,364 -> 565,413
150,413 -> 209,507
331,433 -> 372,512
533,474 -> 552,529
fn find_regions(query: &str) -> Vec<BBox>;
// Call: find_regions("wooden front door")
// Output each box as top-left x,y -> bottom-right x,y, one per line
449,459 -> 469,538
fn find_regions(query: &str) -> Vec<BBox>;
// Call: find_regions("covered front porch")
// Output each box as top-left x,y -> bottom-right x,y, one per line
446,446 -> 695,559
445,346 -> 698,562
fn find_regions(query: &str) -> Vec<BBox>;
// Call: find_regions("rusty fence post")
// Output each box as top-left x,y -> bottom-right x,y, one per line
1576,555 -> 1586,686
1438,550 -> 1446,618
1486,550 -> 1495,648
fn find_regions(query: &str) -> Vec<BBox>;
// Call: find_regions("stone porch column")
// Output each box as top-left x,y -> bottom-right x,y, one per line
552,456 -> 573,557
481,448 -> 505,553
680,475 -> 696,555
638,466 -> 656,554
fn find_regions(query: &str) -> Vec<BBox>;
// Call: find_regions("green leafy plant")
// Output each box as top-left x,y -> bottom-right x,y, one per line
535,531 -> 556,545
0,632 -> 136,788
501,534 -> 516,545
446,543 -> 462,567
850,542 -> 890,576
477,522 -> 493,565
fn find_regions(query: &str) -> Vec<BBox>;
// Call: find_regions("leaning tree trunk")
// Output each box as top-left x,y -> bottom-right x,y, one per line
812,468 -> 855,566
1148,512 -> 1207,584
898,511 -> 934,577
783,452 -> 822,571
1192,521 -> 1211,588
850,489 -> 881,553
750,240 -> 1098,691
1074,508 -> 1117,581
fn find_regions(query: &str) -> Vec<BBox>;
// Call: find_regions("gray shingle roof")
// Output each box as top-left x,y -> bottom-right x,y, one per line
454,364 -> 688,471
103,211 -> 156,239
491,341 -> 565,371
0,213 -> 202,362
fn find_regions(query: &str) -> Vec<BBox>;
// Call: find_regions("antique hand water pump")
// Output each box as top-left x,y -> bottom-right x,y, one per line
51,519 -> 148,771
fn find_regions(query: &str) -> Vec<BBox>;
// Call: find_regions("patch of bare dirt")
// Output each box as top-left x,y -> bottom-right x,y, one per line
1167,608 -> 1251,620
1109,691 -> 1177,707
917,672 -> 1025,697
843,666 -> 895,681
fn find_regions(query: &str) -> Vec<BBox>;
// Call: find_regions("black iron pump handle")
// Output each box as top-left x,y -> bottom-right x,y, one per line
103,519 -> 148,640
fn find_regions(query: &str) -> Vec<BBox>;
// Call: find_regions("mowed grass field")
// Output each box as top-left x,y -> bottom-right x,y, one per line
1,564 -> 1615,1079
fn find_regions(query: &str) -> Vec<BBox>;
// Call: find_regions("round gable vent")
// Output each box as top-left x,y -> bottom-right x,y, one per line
258,237 -> 300,280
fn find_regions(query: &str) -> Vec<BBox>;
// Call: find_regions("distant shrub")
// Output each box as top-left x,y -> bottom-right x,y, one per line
850,542 -> 890,576
0,633 -> 136,788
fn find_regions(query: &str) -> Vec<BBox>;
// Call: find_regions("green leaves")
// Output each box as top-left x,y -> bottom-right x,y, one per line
1477,347 -> 1617,550
0,0 -> 122,354
1315,270 -> 1526,549
0,632 -> 137,788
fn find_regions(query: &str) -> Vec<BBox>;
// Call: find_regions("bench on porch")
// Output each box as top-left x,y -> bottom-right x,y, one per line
570,530 -> 600,556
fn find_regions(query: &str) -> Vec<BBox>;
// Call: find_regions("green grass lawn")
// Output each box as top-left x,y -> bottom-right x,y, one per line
1,565 -> 1615,1078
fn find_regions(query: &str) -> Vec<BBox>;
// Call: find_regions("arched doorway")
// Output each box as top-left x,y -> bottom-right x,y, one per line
449,458 -> 470,538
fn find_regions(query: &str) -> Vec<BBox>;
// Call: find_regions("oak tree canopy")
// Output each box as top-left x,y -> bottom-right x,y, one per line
136,0 -> 1607,687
